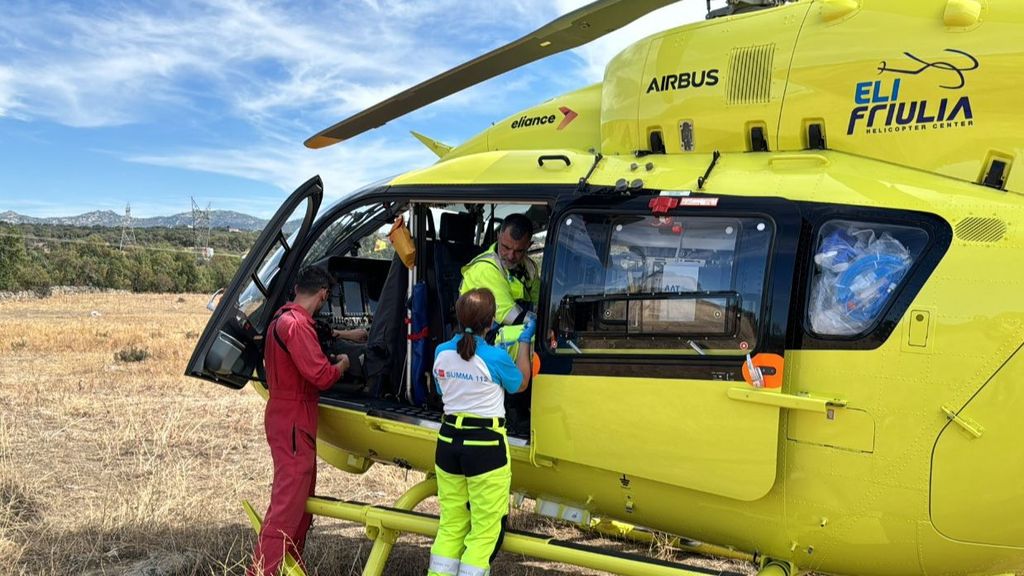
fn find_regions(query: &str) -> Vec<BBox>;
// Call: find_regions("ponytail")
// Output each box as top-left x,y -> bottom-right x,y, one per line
457,328 -> 477,361
454,289 -> 496,361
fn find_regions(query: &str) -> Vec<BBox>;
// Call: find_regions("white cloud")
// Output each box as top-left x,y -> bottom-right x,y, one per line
128,1 -> 713,187
0,0 -> 563,128
0,198 -> 70,217
0,0 -> 720,125
127,136 -> 435,207
0,5 -> 222,127
0,1 -> 725,217
0,66 -> 13,117
0,0 -> 720,128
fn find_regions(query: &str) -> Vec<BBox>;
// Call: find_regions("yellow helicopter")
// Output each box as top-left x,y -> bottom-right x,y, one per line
186,0 -> 1024,574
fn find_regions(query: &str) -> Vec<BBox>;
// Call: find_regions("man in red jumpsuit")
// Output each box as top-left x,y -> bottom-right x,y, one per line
248,266 -> 350,576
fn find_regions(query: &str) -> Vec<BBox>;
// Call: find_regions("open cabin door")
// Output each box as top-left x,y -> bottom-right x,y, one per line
185,176 -> 323,389
531,194 -> 800,501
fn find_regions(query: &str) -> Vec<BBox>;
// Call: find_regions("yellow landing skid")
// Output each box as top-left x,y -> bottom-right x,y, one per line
241,500 -> 309,576
240,477 -> 797,576
586,517 -> 757,564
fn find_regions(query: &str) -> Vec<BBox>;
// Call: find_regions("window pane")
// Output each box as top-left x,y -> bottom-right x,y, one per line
548,211 -> 773,356
303,202 -> 394,263
236,198 -> 310,327
352,219 -> 398,260
808,220 -> 928,336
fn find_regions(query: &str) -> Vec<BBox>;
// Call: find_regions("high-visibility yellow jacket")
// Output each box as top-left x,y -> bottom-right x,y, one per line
459,243 -> 539,325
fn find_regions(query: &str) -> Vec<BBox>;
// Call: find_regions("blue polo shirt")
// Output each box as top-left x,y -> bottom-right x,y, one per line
432,335 -> 522,417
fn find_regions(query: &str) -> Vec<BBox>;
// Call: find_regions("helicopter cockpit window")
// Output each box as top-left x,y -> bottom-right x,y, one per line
807,220 -> 928,336
550,211 -> 772,356
303,201 -> 397,264
300,202 -> 406,328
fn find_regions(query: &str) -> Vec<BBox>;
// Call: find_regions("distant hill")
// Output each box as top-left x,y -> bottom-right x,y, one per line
0,209 -> 270,231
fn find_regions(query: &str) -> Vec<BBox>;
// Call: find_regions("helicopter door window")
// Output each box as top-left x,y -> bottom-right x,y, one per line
550,212 -> 772,356
234,198 -> 312,328
807,220 -> 929,336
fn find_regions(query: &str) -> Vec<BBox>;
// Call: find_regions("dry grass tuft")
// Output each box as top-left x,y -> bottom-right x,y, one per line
0,480 -> 40,525
0,292 -> 756,576
1,414 -> 29,573
115,345 -> 152,363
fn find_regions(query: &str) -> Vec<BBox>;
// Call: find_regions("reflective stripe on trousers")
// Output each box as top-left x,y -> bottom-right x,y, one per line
457,562 -> 489,576
428,553 -> 460,576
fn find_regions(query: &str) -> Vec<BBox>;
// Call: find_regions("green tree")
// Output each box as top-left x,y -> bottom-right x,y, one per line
45,245 -> 78,286
127,250 -> 156,291
74,235 -> 116,287
148,251 -> 177,292
6,222 -> 258,294
0,225 -> 29,291
104,252 -> 132,290
18,260 -> 52,295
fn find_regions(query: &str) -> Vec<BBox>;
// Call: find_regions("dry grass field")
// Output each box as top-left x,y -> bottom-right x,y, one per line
0,292 -> 756,576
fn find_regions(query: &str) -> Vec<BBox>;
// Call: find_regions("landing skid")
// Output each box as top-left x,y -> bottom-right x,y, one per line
240,500 -> 310,576
242,478 -> 797,576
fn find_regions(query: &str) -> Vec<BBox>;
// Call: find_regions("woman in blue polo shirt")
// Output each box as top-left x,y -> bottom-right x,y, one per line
427,288 -> 534,576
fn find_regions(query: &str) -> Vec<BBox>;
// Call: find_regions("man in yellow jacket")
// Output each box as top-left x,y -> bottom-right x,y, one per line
459,213 -> 539,334
459,213 -> 538,432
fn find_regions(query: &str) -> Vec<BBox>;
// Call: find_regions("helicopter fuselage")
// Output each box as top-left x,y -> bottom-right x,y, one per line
188,1 -> 1024,574
287,142 -> 1024,576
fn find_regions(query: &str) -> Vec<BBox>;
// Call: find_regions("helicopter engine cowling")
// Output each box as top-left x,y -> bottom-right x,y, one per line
596,0 -> 1024,193
444,83 -> 602,160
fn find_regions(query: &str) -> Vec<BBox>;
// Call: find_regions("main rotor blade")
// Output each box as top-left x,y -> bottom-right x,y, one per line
305,0 -> 683,149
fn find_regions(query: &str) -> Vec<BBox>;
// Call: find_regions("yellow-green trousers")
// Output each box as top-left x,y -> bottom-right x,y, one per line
427,417 -> 510,576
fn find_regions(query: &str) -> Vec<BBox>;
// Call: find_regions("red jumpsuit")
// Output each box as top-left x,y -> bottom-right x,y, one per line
248,302 -> 341,576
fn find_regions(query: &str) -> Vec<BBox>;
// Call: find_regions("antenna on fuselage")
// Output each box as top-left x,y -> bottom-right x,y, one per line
707,0 -> 791,19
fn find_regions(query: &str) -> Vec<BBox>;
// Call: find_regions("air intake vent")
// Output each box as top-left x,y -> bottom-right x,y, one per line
955,217 -> 1007,243
727,44 -> 775,105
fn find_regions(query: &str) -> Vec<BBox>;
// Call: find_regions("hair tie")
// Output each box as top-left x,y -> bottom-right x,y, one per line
464,327 -> 474,334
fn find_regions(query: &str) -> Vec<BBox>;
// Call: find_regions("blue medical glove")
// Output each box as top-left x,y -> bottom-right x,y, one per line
518,316 -> 537,343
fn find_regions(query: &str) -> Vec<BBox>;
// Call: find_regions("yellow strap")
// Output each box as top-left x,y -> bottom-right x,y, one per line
447,414 -> 502,429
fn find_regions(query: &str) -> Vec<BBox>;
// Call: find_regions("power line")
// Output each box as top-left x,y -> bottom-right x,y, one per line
191,197 -> 212,262
119,203 -> 137,251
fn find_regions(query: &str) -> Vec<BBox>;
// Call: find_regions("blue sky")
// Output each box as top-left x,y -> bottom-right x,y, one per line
0,0 -> 714,219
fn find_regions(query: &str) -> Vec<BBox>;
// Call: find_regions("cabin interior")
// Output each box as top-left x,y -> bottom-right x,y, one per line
308,200 -> 549,440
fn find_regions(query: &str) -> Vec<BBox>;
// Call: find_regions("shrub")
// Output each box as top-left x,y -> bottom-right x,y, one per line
115,345 -> 150,363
